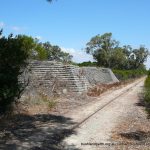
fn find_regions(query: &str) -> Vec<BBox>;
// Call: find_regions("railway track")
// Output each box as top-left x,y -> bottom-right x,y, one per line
71,78 -> 144,130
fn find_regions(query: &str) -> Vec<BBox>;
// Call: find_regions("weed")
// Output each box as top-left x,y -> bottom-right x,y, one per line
143,75 -> 150,115
48,100 -> 57,110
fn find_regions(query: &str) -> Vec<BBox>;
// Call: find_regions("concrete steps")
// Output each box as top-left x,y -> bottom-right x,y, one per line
28,61 -> 119,93
29,61 -> 90,93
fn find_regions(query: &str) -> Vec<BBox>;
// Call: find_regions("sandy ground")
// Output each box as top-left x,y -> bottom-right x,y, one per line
0,78 -> 149,150
62,77 -> 150,150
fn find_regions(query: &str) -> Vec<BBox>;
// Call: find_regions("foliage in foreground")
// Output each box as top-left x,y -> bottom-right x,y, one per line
0,31 -> 30,113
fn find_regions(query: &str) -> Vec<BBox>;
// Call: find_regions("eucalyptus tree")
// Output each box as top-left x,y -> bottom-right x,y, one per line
86,33 -> 119,68
86,33 -> 149,70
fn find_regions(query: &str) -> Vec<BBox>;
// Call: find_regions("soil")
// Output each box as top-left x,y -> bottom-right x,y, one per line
0,77 -> 149,150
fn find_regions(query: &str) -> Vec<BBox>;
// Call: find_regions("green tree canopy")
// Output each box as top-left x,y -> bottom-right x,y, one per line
86,33 -> 149,70
43,42 -> 72,62
86,33 -> 119,68
0,31 -> 31,113
10,36 -> 73,63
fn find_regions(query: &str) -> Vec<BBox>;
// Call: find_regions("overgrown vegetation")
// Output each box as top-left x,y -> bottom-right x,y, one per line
144,71 -> 150,115
0,30 -> 72,114
19,38 -> 72,63
78,61 -> 97,67
0,30 -> 30,113
113,70 -> 147,81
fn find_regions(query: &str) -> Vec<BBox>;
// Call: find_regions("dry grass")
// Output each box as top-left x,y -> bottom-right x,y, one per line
15,91 -> 58,115
87,79 -> 135,97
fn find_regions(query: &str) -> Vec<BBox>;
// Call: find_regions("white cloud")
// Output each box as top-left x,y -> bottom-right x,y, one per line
35,36 -> 42,40
11,26 -> 23,32
62,47 -> 150,69
61,47 -> 94,63
11,26 -> 27,33
0,22 -> 5,28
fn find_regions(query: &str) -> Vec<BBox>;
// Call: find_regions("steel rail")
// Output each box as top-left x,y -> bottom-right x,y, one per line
71,78 -> 144,130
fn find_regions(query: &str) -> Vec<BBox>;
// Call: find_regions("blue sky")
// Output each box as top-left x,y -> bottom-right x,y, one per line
0,0 -> 150,68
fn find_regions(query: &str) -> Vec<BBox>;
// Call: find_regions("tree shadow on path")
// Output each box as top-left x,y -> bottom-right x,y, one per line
0,114 -> 80,150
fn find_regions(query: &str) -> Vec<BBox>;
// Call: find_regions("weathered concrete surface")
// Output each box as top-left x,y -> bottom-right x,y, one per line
81,67 -> 119,85
27,61 -> 119,94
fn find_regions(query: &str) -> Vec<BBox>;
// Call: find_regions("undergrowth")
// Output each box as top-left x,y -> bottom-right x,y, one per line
144,75 -> 150,116
87,79 -> 134,97
113,70 -> 147,81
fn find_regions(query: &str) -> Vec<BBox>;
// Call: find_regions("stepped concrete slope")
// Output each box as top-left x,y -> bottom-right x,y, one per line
81,67 -> 119,85
29,61 -> 90,93
29,61 -> 119,93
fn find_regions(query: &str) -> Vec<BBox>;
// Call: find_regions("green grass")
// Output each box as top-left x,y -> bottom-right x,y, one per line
144,75 -> 150,88
113,69 -> 147,81
144,75 -> 150,115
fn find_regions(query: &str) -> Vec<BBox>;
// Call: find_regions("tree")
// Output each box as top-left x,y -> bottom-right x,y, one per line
43,42 -> 72,62
132,46 -> 149,69
86,33 -> 119,68
122,45 -> 149,70
31,41 -> 48,60
110,47 -> 127,69
47,0 -> 53,2
0,31 -> 32,113
86,33 -> 149,70
61,51 -> 73,63
47,0 -> 57,3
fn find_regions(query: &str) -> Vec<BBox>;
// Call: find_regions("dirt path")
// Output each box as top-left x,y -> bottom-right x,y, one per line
62,77 -> 149,150
0,78 -> 149,150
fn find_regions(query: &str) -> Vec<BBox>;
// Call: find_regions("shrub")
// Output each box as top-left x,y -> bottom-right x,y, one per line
144,75 -> 150,106
78,61 -> 97,67
0,31 -> 30,113
144,75 -> 150,115
144,75 -> 150,89
113,69 -> 147,81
